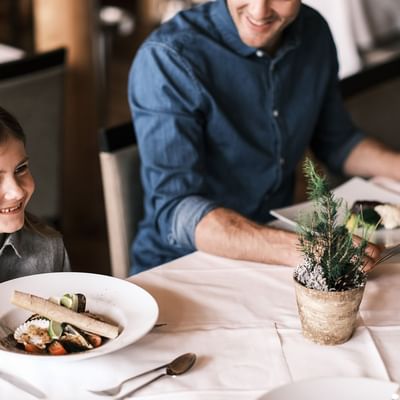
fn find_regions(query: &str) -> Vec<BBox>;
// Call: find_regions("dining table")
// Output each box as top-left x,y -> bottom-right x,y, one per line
1,177 -> 400,399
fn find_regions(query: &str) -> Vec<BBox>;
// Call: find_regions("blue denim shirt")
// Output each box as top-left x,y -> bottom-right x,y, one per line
128,0 -> 364,274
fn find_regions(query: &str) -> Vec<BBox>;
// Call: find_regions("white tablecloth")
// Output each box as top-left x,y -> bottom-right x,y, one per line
1,178 -> 400,399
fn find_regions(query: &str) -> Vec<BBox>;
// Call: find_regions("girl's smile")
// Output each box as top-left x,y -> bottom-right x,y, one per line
0,201 -> 24,214
0,136 -> 34,233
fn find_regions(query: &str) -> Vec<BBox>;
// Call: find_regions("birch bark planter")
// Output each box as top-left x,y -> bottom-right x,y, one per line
294,278 -> 365,345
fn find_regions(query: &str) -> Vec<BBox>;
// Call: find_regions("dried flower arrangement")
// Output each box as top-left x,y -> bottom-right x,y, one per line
293,158 -> 373,292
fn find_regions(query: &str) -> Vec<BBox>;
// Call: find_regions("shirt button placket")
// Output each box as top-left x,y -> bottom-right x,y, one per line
268,57 -> 282,187
256,49 -> 264,58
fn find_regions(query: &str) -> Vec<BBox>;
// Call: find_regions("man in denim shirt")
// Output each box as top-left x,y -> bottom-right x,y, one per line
128,0 -> 396,274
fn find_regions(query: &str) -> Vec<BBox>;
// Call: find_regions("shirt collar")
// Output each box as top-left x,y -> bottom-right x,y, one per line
211,0 -> 304,58
0,231 -> 22,258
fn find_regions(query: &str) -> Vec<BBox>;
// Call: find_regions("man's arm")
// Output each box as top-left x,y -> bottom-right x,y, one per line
344,138 -> 400,180
195,207 -> 302,266
195,206 -> 381,271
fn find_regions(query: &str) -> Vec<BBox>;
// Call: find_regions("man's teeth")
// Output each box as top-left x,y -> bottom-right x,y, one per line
0,204 -> 21,214
249,17 -> 275,26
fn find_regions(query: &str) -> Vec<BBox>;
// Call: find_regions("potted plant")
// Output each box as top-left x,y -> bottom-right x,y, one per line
293,158 -> 372,345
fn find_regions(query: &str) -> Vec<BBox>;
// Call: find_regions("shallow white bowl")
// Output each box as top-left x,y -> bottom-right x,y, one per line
0,272 -> 158,362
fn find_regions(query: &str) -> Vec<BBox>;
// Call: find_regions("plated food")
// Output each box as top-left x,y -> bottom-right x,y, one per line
10,291 -> 119,355
346,200 -> 400,231
271,177 -> 400,247
0,272 -> 158,362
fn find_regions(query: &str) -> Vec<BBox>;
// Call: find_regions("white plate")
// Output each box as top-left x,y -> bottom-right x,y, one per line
0,272 -> 158,362
258,377 -> 399,400
270,177 -> 400,246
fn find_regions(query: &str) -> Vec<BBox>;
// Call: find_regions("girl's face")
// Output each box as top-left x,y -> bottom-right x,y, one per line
0,135 -> 35,233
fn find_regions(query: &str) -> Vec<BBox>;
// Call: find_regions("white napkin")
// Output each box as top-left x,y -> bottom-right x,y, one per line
361,262 -> 400,326
368,326 -> 400,384
277,326 -> 390,382
85,324 -> 291,399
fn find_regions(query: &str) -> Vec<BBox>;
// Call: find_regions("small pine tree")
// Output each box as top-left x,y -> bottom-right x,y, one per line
294,158 -> 370,291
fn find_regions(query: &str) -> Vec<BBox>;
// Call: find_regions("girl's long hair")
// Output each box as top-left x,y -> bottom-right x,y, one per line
0,106 -> 25,144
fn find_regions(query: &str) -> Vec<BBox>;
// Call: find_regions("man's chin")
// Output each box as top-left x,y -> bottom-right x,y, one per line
240,31 -> 276,51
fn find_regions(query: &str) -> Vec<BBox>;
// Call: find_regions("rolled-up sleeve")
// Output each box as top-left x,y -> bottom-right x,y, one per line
129,42 -> 218,250
170,195 -> 219,248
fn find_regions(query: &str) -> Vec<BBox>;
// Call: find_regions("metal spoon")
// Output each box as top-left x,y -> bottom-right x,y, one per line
374,243 -> 400,266
89,352 -> 197,397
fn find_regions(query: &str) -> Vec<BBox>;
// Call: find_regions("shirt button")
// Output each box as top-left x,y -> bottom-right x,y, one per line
273,109 -> 279,117
256,49 -> 264,58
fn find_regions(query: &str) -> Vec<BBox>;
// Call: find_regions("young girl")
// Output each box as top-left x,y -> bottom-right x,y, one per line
0,106 -> 70,282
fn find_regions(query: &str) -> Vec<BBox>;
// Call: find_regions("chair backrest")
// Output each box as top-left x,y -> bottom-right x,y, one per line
99,122 -> 143,278
0,48 -> 66,226
340,55 -> 400,151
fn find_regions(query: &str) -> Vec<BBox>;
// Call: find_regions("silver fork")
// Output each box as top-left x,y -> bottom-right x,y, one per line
88,360 -> 172,397
375,243 -> 400,266
88,352 -> 196,397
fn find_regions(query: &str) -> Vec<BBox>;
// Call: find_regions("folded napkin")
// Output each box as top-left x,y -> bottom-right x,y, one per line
368,326 -> 400,383
277,326 -> 390,382
84,324 -> 291,399
0,323 -> 291,400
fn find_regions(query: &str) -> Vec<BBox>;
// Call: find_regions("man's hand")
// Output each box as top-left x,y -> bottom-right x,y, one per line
353,235 -> 383,272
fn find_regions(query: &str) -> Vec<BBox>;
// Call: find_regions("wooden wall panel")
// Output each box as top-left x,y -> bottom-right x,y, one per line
33,0 -> 109,272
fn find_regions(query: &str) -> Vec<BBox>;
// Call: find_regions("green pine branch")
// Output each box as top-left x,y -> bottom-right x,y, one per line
295,158 -> 369,291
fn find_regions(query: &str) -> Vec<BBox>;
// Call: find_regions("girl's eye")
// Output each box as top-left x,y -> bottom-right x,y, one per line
15,163 -> 29,175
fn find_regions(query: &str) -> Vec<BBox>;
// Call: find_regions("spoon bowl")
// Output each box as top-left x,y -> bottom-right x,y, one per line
166,352 -> 197,375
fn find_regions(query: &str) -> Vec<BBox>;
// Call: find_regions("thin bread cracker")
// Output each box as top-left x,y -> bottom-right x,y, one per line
11,290 -> 119,339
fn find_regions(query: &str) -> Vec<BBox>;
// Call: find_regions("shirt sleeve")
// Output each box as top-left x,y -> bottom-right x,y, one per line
128,42 -> 220,250
310,25 -> 365,175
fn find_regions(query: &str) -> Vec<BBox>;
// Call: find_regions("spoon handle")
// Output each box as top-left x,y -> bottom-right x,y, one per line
120,362 -> 168,387
116,373 -> 166,399
375,243 -> 400,266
